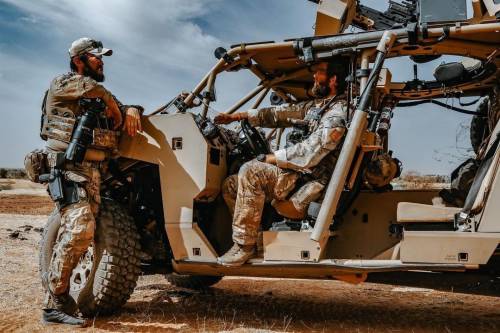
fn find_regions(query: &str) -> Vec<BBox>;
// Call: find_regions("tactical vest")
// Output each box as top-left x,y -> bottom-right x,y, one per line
40,90 -> 119,151
286,95 -> 344,147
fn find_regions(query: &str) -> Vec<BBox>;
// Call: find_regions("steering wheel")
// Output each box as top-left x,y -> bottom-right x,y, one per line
240,119 -> 271,156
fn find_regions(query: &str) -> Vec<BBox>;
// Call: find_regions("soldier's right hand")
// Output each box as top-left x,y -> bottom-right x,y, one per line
214,113 -> 236,124
214,112 -> 247,125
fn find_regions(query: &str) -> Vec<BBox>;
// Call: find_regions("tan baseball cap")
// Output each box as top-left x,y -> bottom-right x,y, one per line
69,37 -> 113,57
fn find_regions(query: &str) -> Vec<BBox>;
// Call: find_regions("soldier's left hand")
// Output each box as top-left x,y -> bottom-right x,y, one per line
123,107 -> 143,136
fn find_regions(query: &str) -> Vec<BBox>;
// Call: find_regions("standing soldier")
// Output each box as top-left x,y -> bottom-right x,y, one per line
214,60 -> 349,266
24,37 -> 143,326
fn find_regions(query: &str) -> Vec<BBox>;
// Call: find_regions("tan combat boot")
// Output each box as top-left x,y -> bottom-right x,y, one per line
217,243 -> 255,267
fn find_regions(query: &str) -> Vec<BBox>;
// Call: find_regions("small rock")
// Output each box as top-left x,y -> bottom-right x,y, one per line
33,227 -> 43,233
8,230 -> 28,240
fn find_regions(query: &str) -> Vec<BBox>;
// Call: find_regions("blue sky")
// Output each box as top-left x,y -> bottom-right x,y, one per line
0,0 -> 477,174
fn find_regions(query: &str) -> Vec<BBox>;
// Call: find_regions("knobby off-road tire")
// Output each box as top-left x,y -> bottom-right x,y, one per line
470,97 -> 490,155
39,198 -> 142,317
166,273 -> 222,290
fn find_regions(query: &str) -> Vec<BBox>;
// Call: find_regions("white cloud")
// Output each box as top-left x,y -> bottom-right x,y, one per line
3,0 -> 223,71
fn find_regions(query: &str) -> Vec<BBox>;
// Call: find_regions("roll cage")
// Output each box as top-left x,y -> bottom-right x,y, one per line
158,20 -> 498,119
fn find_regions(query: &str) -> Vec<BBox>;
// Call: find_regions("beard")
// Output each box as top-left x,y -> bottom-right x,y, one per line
83,63 -> 105,82
311,81 -> 330,98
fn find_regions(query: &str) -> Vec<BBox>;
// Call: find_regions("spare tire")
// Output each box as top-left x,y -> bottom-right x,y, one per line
39,198 -> 142,316
470,97 -> 490,155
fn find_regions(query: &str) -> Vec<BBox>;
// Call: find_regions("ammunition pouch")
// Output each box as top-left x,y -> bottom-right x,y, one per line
91,128 -> 119,150
286,127 -> 307,147
285,106 -> 323,147
41,113 -> 77,144
24,149 -> 48,183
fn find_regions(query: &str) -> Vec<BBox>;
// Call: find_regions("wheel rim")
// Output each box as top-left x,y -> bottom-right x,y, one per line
69,244 -> 94,296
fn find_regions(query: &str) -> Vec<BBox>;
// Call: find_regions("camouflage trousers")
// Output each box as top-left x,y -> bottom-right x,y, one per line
45,164 -> 101,303
222,160 -> 300,245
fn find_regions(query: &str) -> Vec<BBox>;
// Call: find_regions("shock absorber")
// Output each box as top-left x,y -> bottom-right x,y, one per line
376,97 -> 396,137
377,105 -> 393,136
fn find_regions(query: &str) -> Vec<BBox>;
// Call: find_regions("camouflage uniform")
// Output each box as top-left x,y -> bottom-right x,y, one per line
42,72 -> 135,300
223,97 -> 347,245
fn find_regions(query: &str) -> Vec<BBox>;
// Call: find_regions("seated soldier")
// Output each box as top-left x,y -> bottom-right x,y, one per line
214,60 -> 349,266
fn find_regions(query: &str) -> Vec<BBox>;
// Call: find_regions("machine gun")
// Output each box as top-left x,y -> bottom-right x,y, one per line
308,0 -> 471,35
355,0 -> 417,30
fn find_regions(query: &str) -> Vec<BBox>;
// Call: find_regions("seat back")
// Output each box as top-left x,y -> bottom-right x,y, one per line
463,125 -> 500,215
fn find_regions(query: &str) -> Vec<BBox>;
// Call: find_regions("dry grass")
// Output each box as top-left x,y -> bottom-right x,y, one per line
0,169 -> 26,179
393,171 -> 449,190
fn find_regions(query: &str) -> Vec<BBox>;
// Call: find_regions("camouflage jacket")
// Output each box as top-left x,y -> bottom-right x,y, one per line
247,96 -> 348,182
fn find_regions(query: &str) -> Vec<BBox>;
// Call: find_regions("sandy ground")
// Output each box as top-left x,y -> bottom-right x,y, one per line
0,179 -> 48,196
0,181 -> 499,332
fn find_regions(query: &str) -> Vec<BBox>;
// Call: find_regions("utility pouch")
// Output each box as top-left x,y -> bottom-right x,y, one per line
24,149 -> 48,183
286,107 -> 323,147
303,107 -> 322,123
91,128 -> 119,149
286,128 -> 306,147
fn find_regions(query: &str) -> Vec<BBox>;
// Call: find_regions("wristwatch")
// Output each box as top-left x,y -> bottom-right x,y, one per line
256,154 -> 266,162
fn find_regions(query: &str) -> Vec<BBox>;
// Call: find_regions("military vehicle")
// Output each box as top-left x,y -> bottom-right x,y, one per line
40,0 -> 500,316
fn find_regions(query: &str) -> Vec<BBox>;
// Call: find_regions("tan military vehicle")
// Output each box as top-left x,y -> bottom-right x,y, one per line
40,0 -> 500,315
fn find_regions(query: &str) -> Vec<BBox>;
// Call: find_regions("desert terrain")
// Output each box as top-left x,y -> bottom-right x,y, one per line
0,178 -> 499,332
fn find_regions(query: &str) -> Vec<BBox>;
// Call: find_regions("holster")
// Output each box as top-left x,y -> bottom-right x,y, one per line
43,169 -> 81,209
39,153 -> 82,209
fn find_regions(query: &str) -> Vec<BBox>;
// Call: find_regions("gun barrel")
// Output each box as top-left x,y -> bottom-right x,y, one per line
309,22 -> 500,53
310,28 -> 407,51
